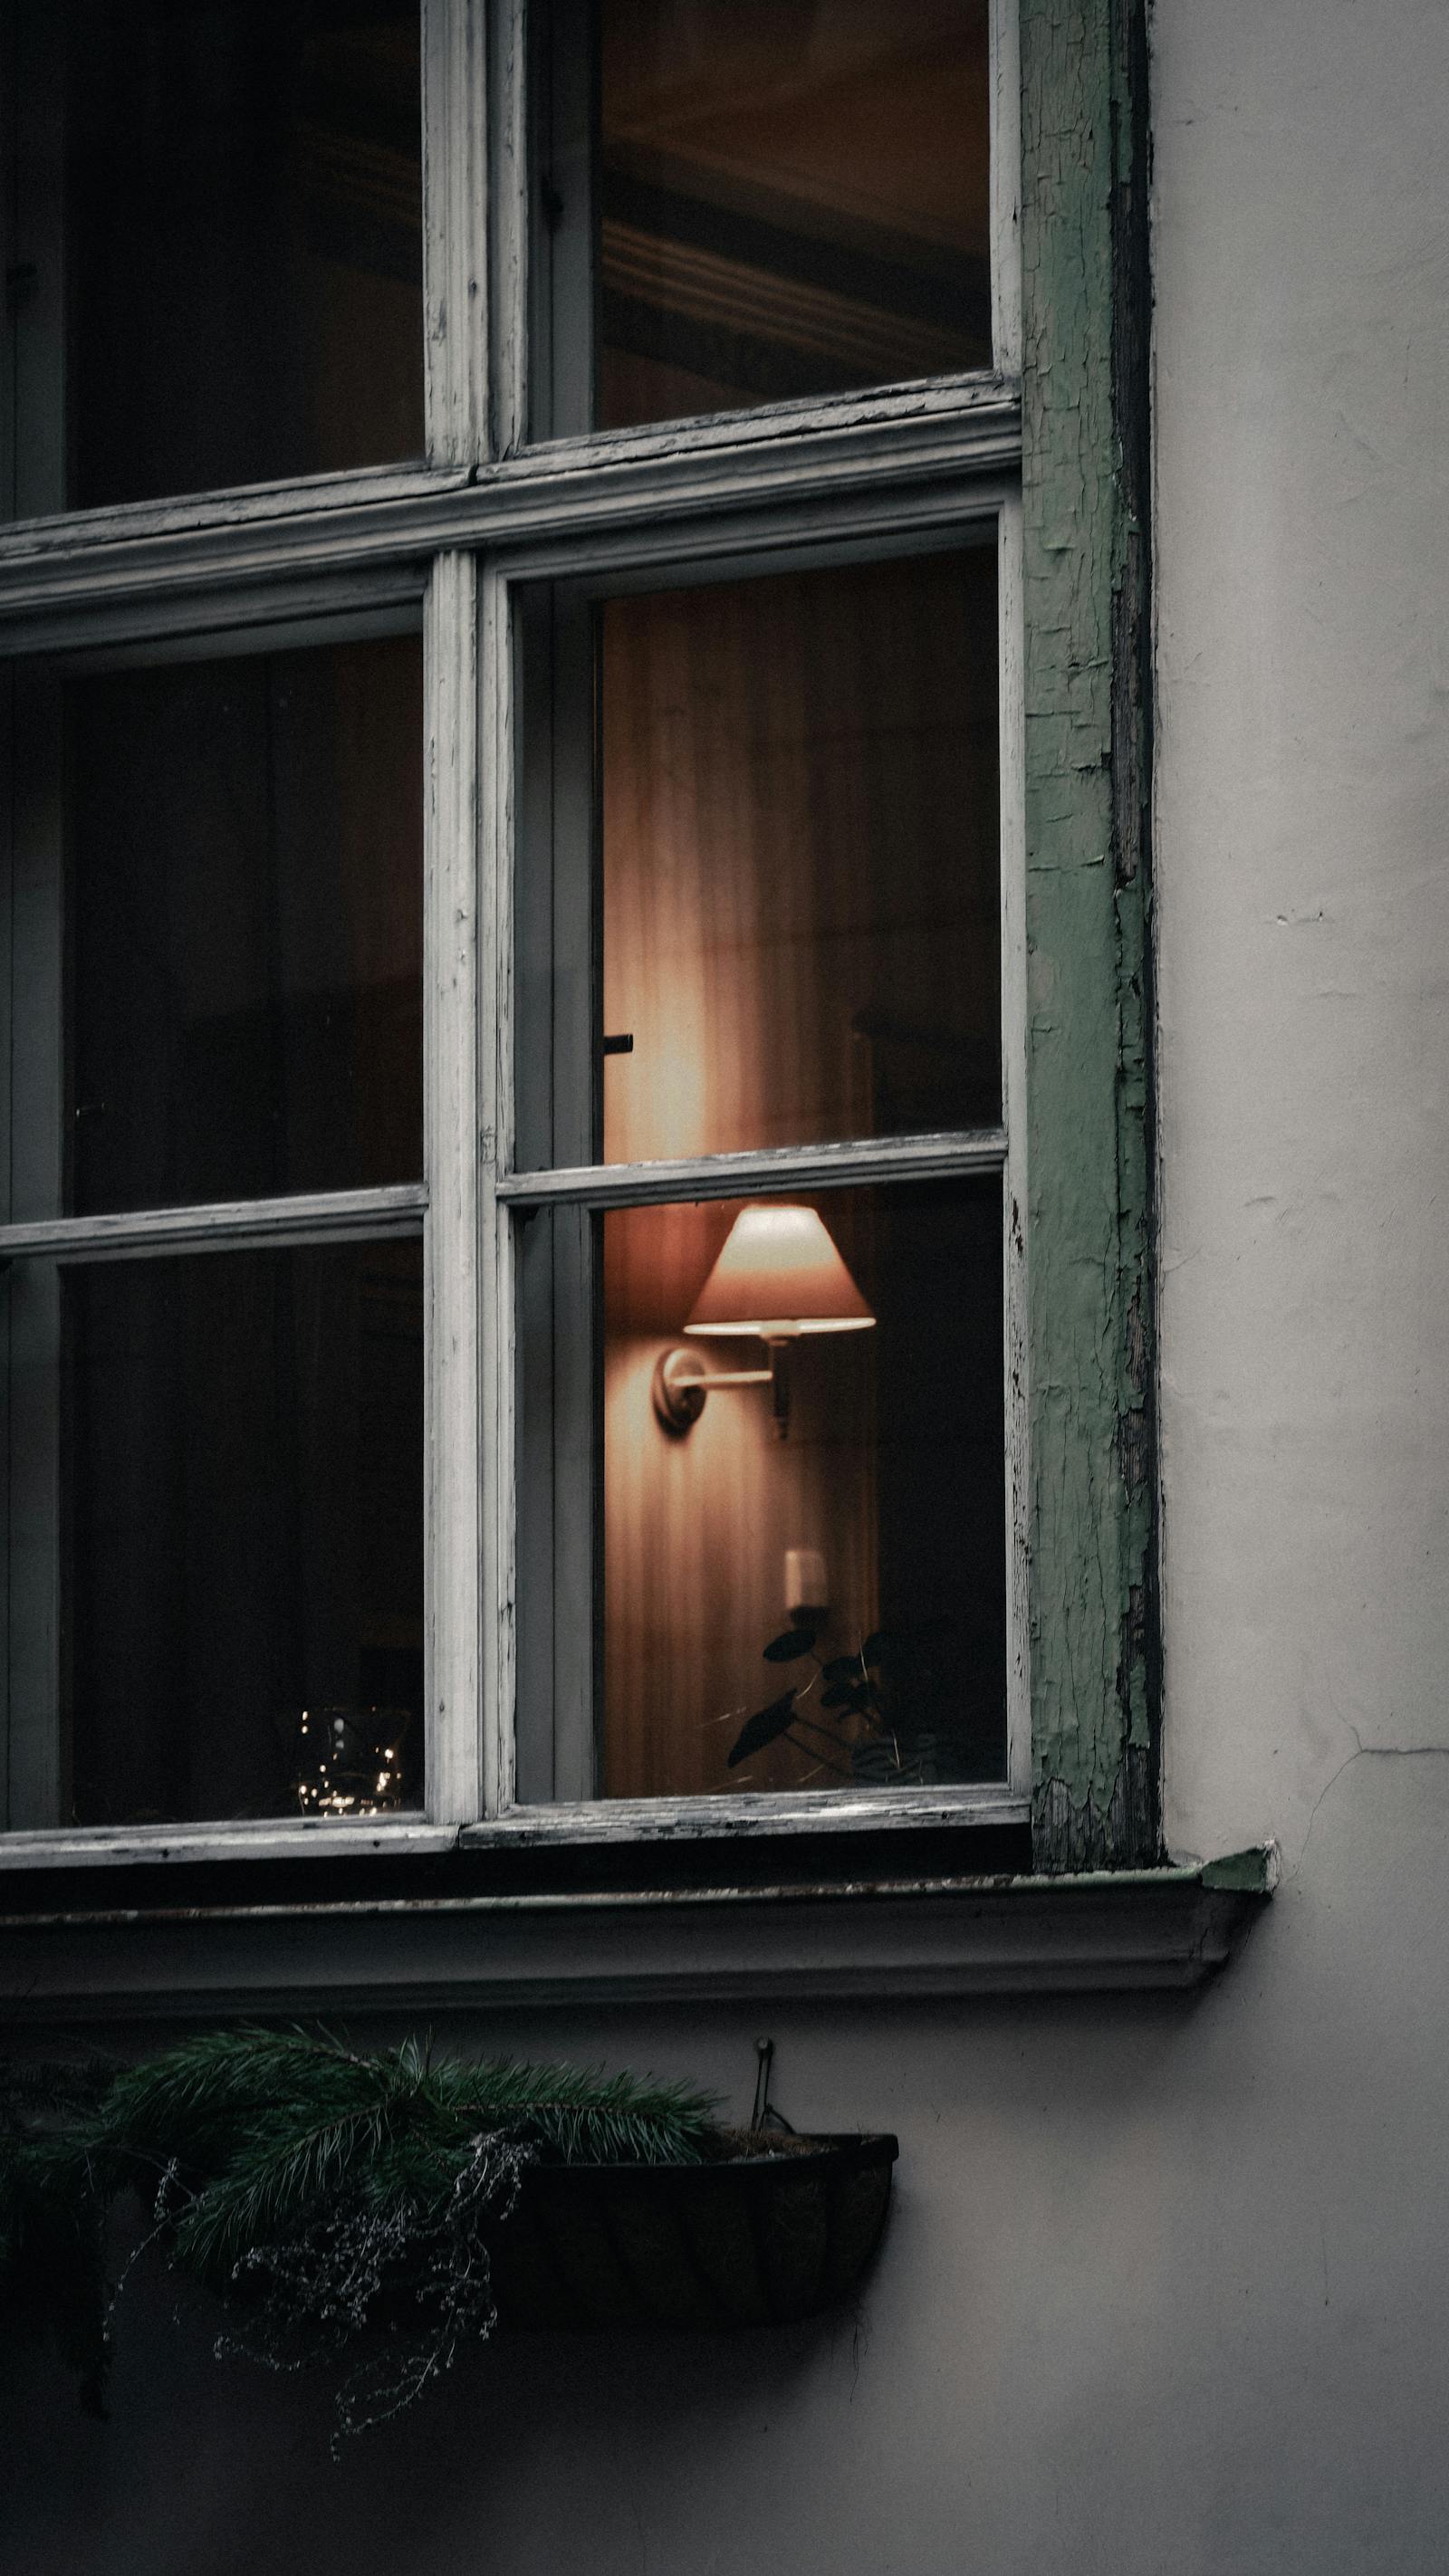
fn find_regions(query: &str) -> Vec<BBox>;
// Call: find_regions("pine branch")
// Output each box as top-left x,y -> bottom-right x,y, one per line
0,2030 -> 724,2434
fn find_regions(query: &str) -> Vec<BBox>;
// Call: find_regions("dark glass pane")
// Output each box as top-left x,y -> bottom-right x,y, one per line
63,633 -> 422,1215
599,1180 -> 1005,1798
64,1239 -> 423,1827
597,0 -> 991,430
600,549 -> 999,1163
55,0 -> 422,509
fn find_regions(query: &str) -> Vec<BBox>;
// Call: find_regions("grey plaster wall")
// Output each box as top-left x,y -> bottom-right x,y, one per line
5,1 -> 1449,2569
1155,0 -> 1449,1876
5,1775 -> 1449,2576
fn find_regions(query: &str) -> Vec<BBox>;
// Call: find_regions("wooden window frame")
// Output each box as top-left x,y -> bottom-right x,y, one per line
482,506 -> 1028,1835
0,0 -> 1157,1878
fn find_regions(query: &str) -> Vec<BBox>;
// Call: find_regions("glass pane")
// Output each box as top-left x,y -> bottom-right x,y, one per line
597,0 -> 991,431
600,1181 -> 1005,1797
515,1177 -> 1006,1802
9,0 -> 423,512
62,1239 -> 423,1827
596,549 -> 999,1164
43,632 -> 422,1218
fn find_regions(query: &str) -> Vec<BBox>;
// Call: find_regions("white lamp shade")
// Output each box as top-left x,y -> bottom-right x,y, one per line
684,1204 -> 876,1338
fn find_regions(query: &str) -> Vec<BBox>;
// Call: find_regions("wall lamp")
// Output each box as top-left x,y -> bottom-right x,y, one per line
651,1202 -> 875,1441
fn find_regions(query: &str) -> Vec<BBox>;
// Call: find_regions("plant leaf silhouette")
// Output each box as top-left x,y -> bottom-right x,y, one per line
728,1690 -> 798,1766
763,1628 -> 818,1663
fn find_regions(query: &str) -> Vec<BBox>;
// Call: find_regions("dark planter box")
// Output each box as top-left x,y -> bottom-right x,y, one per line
490,2132 -> 899,2331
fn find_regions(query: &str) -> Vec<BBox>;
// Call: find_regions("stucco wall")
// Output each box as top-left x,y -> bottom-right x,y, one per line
5,2 -> 1449,2569
5,1807 -> 1449,2576
1156,0 -> 1449,1876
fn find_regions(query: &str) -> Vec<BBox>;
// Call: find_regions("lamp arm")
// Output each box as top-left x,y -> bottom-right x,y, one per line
682,1366 -> 772,1389
652,1339 -> 802,1439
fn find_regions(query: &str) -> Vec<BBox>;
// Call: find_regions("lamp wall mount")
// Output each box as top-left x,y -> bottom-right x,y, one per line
651,1344 -> 782,1437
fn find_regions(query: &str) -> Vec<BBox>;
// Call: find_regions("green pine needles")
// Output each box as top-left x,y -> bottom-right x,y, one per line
0,2030 -> 721,2447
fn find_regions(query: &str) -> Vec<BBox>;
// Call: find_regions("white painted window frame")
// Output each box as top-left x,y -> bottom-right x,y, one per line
0,0 -> 1026,1869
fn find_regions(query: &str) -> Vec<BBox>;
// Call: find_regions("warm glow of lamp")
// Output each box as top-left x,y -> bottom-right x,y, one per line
653,1204 -> 875,1438
683,1203 -> 876,1339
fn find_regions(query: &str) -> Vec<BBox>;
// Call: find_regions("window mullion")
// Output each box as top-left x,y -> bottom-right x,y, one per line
478,556 -> 517,1819
5,665 -> 62,1828
991,0 -> 1023,378
424,549 -> 486,1824
0,672 -> 10,1824
422,0 -> 490,468
488,0 -> 530,459
999,494 -> 1031,1800
5,0 -> 67,524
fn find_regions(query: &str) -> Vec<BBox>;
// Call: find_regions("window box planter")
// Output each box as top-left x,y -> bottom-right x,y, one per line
490,2131 -> 899,2331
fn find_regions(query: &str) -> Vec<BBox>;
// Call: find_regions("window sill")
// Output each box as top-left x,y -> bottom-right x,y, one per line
0,1817 -> 459,1872
0,1789 -> 1028,1873
0,1848 -> 1277,2024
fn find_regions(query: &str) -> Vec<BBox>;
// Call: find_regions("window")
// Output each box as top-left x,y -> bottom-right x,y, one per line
511,541 -> 1021,1814
3,0 -> 425,514
533,0 -> 993,437
0,0 -> 1156,1872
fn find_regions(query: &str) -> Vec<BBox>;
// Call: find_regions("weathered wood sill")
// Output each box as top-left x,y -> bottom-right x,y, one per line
0,1850 -> 1277,2024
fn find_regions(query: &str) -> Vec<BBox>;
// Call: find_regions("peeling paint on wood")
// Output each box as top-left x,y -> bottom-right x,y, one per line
1022,0 -> 1159,1868
497,1130 -> 1006,1210
1201,1843 -> 1281,1897
422,0 -> 489,465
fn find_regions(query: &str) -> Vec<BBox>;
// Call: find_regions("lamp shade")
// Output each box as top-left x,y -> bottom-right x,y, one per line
684,1204 -> 876,1338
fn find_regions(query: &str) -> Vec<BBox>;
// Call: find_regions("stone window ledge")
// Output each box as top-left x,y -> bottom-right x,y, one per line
0,1849 -> 1278,2025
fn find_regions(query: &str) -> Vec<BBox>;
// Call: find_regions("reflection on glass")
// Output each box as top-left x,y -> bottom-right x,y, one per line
600,1180 -> 1005,1799
62,634 -> 422,1216
37,0 -> 422,509
598,0 -> 991,429
64,1240 -> 423,1828
601,549 -> 1000,1162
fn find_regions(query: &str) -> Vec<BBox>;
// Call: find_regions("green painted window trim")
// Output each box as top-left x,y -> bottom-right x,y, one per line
1022,0 -> 1157,1869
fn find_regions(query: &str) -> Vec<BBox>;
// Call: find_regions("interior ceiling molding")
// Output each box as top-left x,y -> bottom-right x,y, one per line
600,226 -> 983,384
601,160 -> 989,318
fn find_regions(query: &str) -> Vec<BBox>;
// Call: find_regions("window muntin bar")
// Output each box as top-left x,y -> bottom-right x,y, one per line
0,1186 -> 427,1267
497,1133 -> 1007,1208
